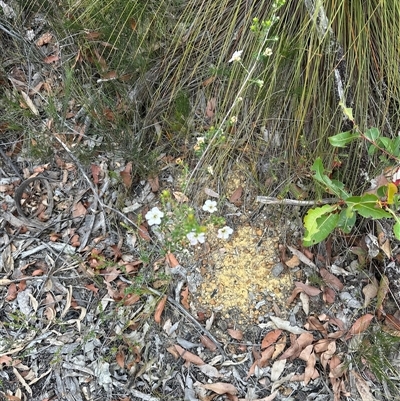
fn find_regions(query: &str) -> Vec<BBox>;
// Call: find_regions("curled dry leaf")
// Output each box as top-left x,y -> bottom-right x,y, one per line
376,275 -> 389,317
180,286 -> 190,310
295,282 -> 321,296
229,186 -> 243,203
154,295 -> 167,324
200,335 -> 217,351
345,314 -> 374,340
227,329 -> 243,341
138,225 -> 151,241
174,344 -> 205,366
261,329 -> 282,349
166,252 -> 179,268
148,176 -> 159,192
299,292 -> 309,315
198,364 -> 222,378
323,287 -> 336,304
202,382 -> 237,395
351,370 -> 376,401
204,187 -> 220,198
320,268 -> 343,291
287,246 -> 316,268
285,255 -> 300,268
286,287 -> 303,305
362,282 -> 378,308
270,316 -> 307,334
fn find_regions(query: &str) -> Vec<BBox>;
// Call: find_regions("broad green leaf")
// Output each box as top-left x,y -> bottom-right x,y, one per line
311,158 -> 349,199
337,208 -> 356,233
377,137 -> 393,153
303,204 -> 338,246
328,131 -> 360,147
364,127 -> 380,142
368,144 -> 378,156
346,194 -> 391,219
303,212 -> 339,247
393,222 -> 400,240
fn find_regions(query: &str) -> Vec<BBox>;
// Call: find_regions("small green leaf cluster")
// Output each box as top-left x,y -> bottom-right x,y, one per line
304,127 -> 400,246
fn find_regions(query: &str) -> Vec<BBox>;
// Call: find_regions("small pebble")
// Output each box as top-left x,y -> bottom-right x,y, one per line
271,262 -> 285,277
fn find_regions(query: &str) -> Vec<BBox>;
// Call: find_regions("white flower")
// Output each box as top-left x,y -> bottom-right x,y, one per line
186,231 -> 206,245
255,79 -> 264,88
230,116 -> 237,124
228,50 -> 243,63
202,199 -> 218,213
263,47 -> 273,57
145,207 -> 164,226
217,226 -> 234,240
196,136 -> 205,144
207,165 -> 214,176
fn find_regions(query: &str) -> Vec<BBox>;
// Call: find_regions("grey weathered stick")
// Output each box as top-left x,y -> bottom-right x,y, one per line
257,196 -> 338,206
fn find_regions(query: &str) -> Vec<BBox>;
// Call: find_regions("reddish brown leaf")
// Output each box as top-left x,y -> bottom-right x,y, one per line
116,349 -> 125,368
120,162 -> 133,188
203,382 -> 237,395
227,329 -> 243,341
166,252 -> 179,268
286,287 -> 302,305
229,186 -> 243,203
123,293 -> 140,306
85,283 -> 99,294
345,314 -> 374,340
148,176 -> 159,192
200,335 -> 217,351
295,282 -> 321,296
376,275 -> 389,318
261,329 -> 282,350
180,286 -> 190,310
72,201 -> 87,218
174,344 -> 205,366
44,54 -> 59,63
91,164 -> 101,185
138,225 -> 151,241
154,295 -> 167,324
320,268 -> 343,290
323,287 -> 336,304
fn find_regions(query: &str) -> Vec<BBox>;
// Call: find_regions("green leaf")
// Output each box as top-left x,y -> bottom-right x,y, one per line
328,131 -> 360,147
303,212 -> 339,247
337,208 -> 356,233
345,194 -> 392,219
364,127 -> 380,142
339,103 -> 354,121
303,204 -> 339,246
393,222 -> 400,241
311,158 -> 349,199
377,137 -> 393,153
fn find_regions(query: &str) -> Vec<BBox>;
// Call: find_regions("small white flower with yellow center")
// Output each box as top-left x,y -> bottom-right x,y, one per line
217,226 -> 234,240
145,207 -> 164,226
228,50 -> 243,63
263,47 -> 273,57
230,116 -> 238,124
187,231 -> 206,245
202,199 -> 217,213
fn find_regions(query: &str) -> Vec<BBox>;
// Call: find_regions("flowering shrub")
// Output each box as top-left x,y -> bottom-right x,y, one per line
143,192 -> 234,250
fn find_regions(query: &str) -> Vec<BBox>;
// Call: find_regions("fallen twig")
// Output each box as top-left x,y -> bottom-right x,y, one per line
257,196 -> 338,206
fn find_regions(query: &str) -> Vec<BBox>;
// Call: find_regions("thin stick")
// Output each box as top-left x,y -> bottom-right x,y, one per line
257,196 -> 339,206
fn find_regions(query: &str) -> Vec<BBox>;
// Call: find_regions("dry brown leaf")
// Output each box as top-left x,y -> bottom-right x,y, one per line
323,287 -> 336,304
205,97 -> 216,118
352,370 -> 376,401
174,344 -> 205,366
180,286 -> 190,310
384,314 -> 400,332
363,281 -> 378,308
138,225 -> 151,241
271,335 -> 286,359
285,255 -> 300,268
287,246 -> 316,268
91,164 -> 101,185
154,295 -> 167,324
166,345 -> 180,359
302,347 -> 316,385
204,187 -> 220,198
345,314 -> 374,340
148,176 -> 159,192
320,268 -> 343,290
229,186 -> 243,203
376,275 -> 389,318
20,91 -> 39,115
296,332 -> 314,349
299,292 -> 309,315
320,340 -> 336,370
286,287 -> 302,305
203,382 -> 237,395
295,282 -> 321,296
270,359 -> 286,382
166,252 -> 179,268
116,349 -> 125,369
120,162 -> 133,188
313,338 -> 333,353
200,335 -> 217,351
304,316 -> 328,336
227,329 -> 243,341
72,201 -> 87,218
85,283 -> 99,294
123,293 -> 140,306
172,191 -> 189,203
44,54 -> 59,64
261,329 -> 282,349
